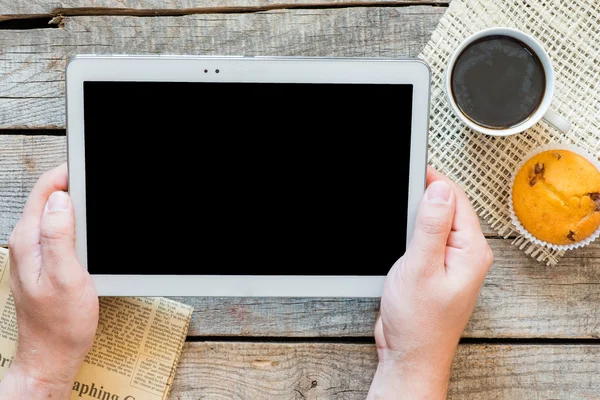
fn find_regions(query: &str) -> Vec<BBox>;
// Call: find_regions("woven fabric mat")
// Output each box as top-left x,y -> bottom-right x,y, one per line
418,0 -> 600,266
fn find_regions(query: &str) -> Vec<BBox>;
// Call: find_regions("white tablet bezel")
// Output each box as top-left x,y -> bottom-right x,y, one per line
66,55 -> 430,297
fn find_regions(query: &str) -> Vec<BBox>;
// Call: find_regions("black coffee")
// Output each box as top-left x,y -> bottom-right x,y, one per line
451,35 -> 546,129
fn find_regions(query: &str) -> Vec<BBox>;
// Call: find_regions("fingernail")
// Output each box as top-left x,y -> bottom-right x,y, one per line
47,191 -> 70,212
426,181 -> 452,203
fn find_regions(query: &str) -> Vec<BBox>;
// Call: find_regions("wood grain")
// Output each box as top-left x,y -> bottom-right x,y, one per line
0,99 -> 64,130
170,342 -> 600,399
0,7 -> 443,128
2,134 -> 600,339
0,135 -> 66,240
0,0 -> 450,18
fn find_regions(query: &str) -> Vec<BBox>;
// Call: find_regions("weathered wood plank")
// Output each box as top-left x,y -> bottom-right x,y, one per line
2,135 -> 600,339
0,7 -> 443,128
0,0 -> 450,18
170,342 -> 600,399
0,135 -> 66,239
0,99 -> 64,130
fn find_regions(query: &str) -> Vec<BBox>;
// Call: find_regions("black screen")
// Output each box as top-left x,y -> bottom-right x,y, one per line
83,81 -> 413,275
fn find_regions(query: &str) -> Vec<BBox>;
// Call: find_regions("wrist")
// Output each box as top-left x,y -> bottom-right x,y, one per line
367,353 -> 451,400
13,340 -> 86,382
0,363 -> 74,400
0,348 -> 84,400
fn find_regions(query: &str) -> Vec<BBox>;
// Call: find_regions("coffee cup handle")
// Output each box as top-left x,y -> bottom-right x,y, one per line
542,109 -> 571,133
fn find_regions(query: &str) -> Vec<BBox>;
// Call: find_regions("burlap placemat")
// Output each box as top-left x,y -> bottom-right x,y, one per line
419,0 -> 600,266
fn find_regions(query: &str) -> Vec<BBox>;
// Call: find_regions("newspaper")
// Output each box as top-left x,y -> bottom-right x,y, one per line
0,247 -> 193,400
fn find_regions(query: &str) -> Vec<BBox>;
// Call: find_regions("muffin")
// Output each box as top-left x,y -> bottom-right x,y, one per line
511,148 -> 600,246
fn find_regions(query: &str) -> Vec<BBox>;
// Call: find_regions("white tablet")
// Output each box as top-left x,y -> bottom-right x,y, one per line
66,55 -> 430,297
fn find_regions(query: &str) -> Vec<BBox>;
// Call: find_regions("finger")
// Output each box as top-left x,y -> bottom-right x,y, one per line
427,166 -> 492,280
39,191 -> 83,286
8,220 -> 43,289
373,315 -> 388,350
9,164 -> 69,280
446,183 -> 487,260
22,163 -> 69,223
448,230 -> 488,250
451,183 -> 483,235
445,241 -> 493,280
407,180 -> 456,277
427,166 -> 482,237
426,165 -> 449,186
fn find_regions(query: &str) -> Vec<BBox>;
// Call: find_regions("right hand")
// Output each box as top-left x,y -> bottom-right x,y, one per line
0,163 -> 99,400
368,166 -> 493,399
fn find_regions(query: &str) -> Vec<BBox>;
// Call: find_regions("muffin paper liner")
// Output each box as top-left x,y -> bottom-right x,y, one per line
508,142 -> 600,251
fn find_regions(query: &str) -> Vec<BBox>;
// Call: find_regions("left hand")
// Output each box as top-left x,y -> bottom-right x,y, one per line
0,163 -> 99,400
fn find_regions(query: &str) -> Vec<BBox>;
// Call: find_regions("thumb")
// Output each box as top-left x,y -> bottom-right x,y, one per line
407,180 -> 455,277
39,191 -> 82,283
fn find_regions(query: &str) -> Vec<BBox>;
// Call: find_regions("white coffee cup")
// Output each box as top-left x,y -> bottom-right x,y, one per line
445,27 -> 571,136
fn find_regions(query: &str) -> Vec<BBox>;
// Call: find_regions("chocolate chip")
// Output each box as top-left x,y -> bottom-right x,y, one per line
529,163 -> 545,186
567,230 -> 576,241
553,152 -> 562,160
534,163 -> 545,175
529,177 -> 538,187
591,193 -> 600,212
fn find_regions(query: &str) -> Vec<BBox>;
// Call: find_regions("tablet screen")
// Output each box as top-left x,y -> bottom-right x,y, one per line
83,81 -> 413,276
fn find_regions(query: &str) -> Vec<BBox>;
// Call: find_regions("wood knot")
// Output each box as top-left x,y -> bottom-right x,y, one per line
23,156 -> 35,172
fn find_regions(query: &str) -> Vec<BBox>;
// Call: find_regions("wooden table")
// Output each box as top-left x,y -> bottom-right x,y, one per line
2,1 -> 600,398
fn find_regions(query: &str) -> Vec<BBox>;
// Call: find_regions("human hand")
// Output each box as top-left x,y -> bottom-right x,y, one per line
0,163 -> 99,400
367,166 -> 493,399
